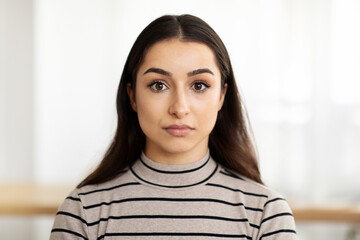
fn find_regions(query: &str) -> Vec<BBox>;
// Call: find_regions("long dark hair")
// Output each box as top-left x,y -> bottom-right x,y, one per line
78,14 -> 262,187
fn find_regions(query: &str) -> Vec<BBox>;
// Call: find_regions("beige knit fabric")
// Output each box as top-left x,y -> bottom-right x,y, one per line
51,151 -> 296,240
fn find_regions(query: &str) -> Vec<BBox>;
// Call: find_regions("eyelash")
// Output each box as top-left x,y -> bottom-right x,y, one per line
148,80 -> 210,93
148,80 -> 168,92
192,81 -> 210,92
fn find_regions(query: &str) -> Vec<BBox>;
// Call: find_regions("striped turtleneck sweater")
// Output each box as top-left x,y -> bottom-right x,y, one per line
51,151 -> 296,240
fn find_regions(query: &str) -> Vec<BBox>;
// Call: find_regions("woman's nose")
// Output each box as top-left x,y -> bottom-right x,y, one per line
168,89 -> 190,118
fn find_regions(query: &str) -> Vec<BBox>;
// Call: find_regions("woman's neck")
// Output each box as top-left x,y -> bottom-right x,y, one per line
144,143 -> 209,165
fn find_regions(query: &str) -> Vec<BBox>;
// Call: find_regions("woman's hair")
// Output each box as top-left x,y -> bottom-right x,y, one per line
78,14 -> 262,187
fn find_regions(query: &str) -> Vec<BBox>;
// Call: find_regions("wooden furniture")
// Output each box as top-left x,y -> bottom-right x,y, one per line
1,183 -> 360,224
293,204 -> 360,223
0,183 -> 73,216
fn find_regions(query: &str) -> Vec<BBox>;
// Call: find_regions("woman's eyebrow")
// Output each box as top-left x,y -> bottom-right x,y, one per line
187,68 -> 214,77
143,68 -> 172,76
143,67 -> 214,77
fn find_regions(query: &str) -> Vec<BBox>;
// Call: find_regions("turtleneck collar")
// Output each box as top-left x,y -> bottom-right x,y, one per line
130,150 -> 218,189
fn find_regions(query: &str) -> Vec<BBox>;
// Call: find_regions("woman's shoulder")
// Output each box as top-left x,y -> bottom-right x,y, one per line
75,168 -> 135,198
51,170 -> 134,239
213,165 -> 294,214
213,166 -> 296,239
215,166 -> 264,194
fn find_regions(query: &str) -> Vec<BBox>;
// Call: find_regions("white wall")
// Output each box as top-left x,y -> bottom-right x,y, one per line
33,0 -> 121,184
0,0 -> 34,182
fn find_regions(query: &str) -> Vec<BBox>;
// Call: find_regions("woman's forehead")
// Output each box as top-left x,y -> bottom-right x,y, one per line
138,39 -> 220,77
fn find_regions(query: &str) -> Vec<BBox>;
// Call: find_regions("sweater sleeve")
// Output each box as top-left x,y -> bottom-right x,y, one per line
255,192 -> 297,240
50,189 -> 89,240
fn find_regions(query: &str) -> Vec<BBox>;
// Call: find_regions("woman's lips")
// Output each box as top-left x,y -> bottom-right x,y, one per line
164,124 -> 194,137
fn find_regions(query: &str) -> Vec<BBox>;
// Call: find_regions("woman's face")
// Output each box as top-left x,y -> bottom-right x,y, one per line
128,39 -> 227,164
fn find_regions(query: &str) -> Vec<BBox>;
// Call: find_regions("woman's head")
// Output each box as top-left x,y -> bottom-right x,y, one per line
78,14 -> 262,187
127,38 -> 227,164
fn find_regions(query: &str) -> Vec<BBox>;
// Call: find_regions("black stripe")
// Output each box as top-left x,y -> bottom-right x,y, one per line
97,232 -> 252,240
140,155 -> 210,174
51,228 -> 88,240
56,211 -> 87,225
225,169 -> 247,180
220,170 -> 245,181
245,206 -> 263,212
263,197 -> 286,207
250,223 -> 260,229
66,196 -> 81,202
206,183 -> 268,198
261,212 -> 294,225
78,182 -> 141,196
85,214 -> 249,226
130,163 -> 218,188
259,229 -> 296,239
55,212 -> 261,230
82,197 -> 261,211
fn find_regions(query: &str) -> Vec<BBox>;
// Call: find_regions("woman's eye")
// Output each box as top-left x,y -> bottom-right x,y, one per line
150,82 -> 168,92
192,82 -> 208,92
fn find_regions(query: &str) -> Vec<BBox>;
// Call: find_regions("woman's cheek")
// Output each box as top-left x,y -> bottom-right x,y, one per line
193,99 -> 219,127
137,97 -> 164,125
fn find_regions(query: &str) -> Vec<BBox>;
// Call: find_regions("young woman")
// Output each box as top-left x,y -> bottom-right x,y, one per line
51,14 -> 296,240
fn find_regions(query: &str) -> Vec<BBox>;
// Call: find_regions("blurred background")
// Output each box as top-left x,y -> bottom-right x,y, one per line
0,0 -> 359,239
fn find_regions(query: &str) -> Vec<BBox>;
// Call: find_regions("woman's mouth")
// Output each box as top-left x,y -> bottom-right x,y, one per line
163,124 -> 194,137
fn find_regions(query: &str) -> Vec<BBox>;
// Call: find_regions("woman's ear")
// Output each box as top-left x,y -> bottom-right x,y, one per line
218,83 -> 228,111
127,83 -> 137,112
